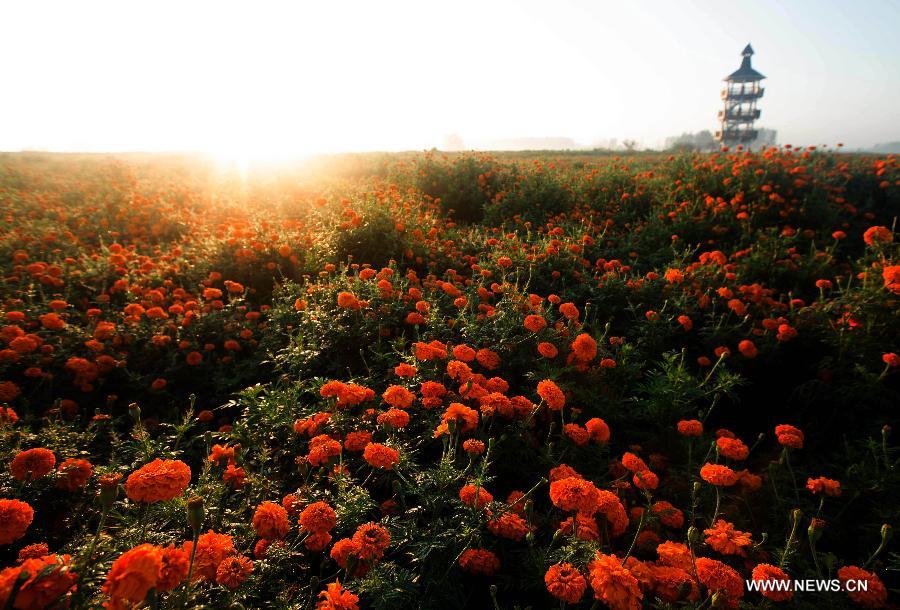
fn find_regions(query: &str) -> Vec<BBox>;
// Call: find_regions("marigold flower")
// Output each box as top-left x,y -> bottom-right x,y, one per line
704,519 -> 753,555
806,476 -> 841,496
584,417 -> 610,442
0,554 -> 76,609
215,555 -> 253,589
559,302 -> 580,320
299,501 -> 336,535
55,458 -> 93,491
549,477 -> 601,515
0,499 -> 34,545
157,544 -> 189,592
650,501 -> 684,529
695,558 -> 744,608
700,463 -> 738,486
545,562 -> 587,604
587,552 -> 642,610
537,379 -> 565,410
458,548 -> 500,576
308,435 -> 343,467
751,563 -> 792,602
363,443 -> 399,470
351,522 -> 390,561
253,501 -> 290,540
863,226 -> 892,246
125,459 -> 190,503
10,448 -> 56,481
487,511 -> 529,541
459,484 -> 493,508
775,424 -> 804,449
102,544 -> 163,606
377,408 -> 410,428
16,542 -> 49,563
716,436 -> 749,461
382,385 -> 415,409
677,419 -> 703,437
317,580 -> 360,610
182,531 -> 235,581
463,439 -> 485,455
523,314 -> 547,332
837,565 -> 887,608
571,333 -> 597,362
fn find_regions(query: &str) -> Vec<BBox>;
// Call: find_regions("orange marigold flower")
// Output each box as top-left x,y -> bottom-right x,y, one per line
215,555 -> 253,589
537,342 -> 558,358
0,498 -> 34,545
524,314 -> 547,332
545,562 -> 587,604
16,542 -> 49,562
587,552 -> 642,610
183,531 -> 235,581
571,333 -> 597,362
704,519 -> 753,555
700,463 -> 738,487
351,522 -> 390,561
336,292 -> 358,308
537,380 -> 565,410
650,501 -> 684,529
620,452 -> 648,473
716,436 -> 749,461
253,501 -> 290,540
695,558 -> 744,608
438,403 -> 479,436
382,385 -> 415,409
863,226 -> 892,246
475,348 -> 501,370
487,511 -> 529,541
775,424 -> 804,449
0,554 -> 76,609
362,443 -> 399,470
102,544 -> 163,606
751,563 -> 792,602
377,408 -> 411,429
299,502 -> 336,535
806,476 -> 841,497
308,435 -> 343,467
343,430 -> 373,452
564,423 -> 589,445
451,344 -> 476,362
55,458 -> 93,491
633,469 -> 658,491
10,448 -> 56,481
676,419 -> 703,437
585,418 -> 610,443
837,565 -> 887,608
125,459 -> 191,503
463,439 -> 485,455
559,302 -> 580,320
459,484 -> 493,509
549,477 -> 601,515
394,363 -> 417,377
316,580 -> 359,610
157,544 -> 189,592
656,541 -> 692,571
458,548 -> 500,576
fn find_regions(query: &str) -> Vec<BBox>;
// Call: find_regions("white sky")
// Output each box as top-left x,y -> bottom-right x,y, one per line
1,0 -> 898,155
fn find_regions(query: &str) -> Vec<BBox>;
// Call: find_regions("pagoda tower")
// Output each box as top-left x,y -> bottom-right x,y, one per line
716,44 -> 765,147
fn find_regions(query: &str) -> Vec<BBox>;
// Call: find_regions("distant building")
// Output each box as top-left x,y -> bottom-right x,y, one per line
716,44 -> 765,147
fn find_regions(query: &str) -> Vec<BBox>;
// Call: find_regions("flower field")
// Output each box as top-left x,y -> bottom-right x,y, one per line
0,148 -> 898,609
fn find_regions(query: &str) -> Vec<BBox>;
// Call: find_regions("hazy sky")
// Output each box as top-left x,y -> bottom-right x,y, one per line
1,0 -> 898,155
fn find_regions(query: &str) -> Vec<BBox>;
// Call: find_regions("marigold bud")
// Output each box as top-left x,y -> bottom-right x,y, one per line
128,402 -> 141,421
688,526 -> 701,546
187,496 -> 205,532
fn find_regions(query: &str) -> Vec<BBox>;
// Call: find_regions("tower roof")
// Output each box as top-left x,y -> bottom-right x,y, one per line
726,43 -> 765,82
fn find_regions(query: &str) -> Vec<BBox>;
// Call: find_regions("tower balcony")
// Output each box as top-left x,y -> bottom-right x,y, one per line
721,88 -> 764,101
718,108 -> 761,121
